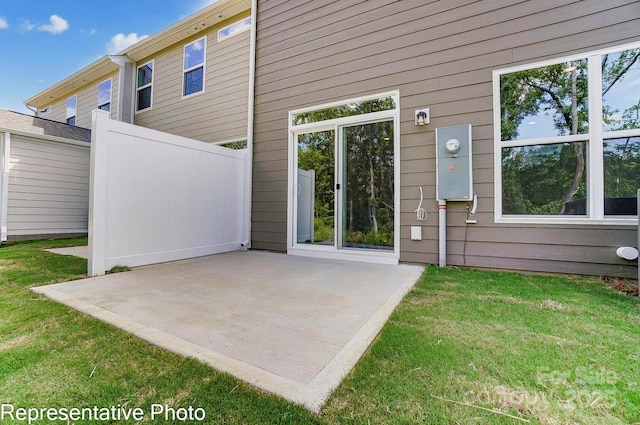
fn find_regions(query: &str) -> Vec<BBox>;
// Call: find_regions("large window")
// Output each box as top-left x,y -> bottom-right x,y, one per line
183,38 -> 206,97
66,95 -> 77,126
494,42 -> 640,223
97,79 -> 112,112
136,61 -> 153,112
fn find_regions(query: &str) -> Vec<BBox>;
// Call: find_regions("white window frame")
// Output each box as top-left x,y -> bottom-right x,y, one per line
287,90 -> 401,265
39,105 -> 52,116
493,41 -> 640,225
218,17 -> 251,42
66,95 -> 77,126
97,78 -> 112,112
182,37 -> 206,98
135,60 -> 154,113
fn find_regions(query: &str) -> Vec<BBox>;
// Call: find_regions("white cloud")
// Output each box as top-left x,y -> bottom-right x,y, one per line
0,17 -> 8,29
89,29 -> 96,37
37,15 -> 69,34
105,32 -> 148,54
20,20 -> 35,32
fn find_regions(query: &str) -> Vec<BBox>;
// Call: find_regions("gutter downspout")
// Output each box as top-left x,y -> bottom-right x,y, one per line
25,105 -> 38,116
242,0 -> 257,249
438,200 -> 446,267
0,133 -> 10,243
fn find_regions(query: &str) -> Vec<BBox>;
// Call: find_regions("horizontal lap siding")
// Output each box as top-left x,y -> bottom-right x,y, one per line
134,16 -> 250,143
253,0 -> 640,277
43,70 -> 119,129
7,135 -> 90,237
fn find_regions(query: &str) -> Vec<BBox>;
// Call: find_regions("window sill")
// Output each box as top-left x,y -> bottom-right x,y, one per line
496,216 -> 637,226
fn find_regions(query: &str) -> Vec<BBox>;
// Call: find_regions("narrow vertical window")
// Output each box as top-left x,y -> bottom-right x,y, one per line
66,95 -> 77,125
98,79 -> 112,112
183,37 -> 206,97
136,61 -> 153,111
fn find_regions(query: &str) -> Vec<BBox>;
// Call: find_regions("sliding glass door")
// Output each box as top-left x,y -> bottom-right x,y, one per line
295,121 -> 394,252
339,120 -> 394,251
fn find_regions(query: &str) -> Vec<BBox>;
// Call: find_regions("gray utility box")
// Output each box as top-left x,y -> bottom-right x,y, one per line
435,124 -> 473,201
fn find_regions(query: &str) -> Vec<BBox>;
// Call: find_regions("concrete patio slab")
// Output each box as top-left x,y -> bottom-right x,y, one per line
33,251 -> 423,411
45,245 -> 89,259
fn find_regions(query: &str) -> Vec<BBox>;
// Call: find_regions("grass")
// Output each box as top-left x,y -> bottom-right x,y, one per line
1,239 -> 639,424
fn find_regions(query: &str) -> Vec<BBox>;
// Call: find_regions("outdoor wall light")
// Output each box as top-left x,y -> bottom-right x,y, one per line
415,108 -> 430,126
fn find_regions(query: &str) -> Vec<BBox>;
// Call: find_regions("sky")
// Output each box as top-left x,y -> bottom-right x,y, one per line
0,0 -> 216,114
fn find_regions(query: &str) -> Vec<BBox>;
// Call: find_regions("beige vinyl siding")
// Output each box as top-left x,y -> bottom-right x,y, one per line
6,134 -> 90,238
41,71 -> 119,128
253,0 -> 640,277
134,16 -> 250,143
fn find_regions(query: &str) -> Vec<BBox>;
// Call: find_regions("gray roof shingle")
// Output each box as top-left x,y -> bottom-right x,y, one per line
0,109 -> 91,143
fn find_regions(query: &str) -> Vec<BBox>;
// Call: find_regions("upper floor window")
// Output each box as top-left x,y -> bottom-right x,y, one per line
66,95 -> 77,126
98,79 -> 112,112
136,61 -> 154,112
218,17 -> 251,42
39,106 -> 51,116
183,38 -> 206,97
494,43 -> 640,223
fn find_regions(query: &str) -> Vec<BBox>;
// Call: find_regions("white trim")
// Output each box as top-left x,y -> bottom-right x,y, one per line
287,90 -> 400,263
496,40 -> 640,76
588,54 -> 604,220
496,216 -> 637,226
218,16 -> 251,42
0,133 -> 9,243
243,0 -> 256,249
493,41 -> 640,224
135,60 -> 154,113
97,77 -> 113,112
182,36 -> 207,99
500,134 -> 589,148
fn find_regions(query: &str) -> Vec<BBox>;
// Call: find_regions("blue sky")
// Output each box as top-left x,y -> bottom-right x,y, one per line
0,0 -> 215,113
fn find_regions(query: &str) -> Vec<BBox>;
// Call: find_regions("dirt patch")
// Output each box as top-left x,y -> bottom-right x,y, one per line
0,334 -> 36,351
539,299 -> 570,312
603,277 -> 638,296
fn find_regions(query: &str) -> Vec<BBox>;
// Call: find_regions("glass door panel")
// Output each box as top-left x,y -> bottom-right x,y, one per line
296,130 -> 335,246
340,121 -> 394,250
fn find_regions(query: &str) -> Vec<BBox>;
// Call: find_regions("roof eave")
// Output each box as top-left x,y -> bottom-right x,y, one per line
24,0 -> 250,109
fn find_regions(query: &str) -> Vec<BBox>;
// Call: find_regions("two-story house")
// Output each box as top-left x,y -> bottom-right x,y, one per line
21,0 -> 640,278
24,0 -> 251,147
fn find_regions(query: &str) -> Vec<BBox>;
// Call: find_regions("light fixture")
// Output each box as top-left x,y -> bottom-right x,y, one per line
415,108 -> 430,126
563,65 -> 577,73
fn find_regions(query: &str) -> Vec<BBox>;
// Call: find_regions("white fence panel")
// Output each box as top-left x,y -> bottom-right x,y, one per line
89,110 -> 247,276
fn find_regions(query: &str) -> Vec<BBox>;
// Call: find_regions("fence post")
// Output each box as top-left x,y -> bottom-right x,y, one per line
88,110 -> 110,277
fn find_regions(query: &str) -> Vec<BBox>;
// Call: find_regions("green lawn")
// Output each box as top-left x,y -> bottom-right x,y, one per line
1,239 -> 639,424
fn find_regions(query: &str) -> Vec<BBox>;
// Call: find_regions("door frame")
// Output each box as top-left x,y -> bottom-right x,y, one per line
287,91 -> 400,264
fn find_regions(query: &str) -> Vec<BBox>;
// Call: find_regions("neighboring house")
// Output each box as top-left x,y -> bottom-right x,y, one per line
25,0 -> 251,146
25,0 -> 640,278
0,110 -> 91,242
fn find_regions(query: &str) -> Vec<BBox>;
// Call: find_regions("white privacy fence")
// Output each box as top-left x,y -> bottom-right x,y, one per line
89,110 -> 248,276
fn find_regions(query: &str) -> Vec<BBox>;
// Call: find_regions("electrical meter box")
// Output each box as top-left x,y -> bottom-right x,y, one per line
436,124 -> 473,201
